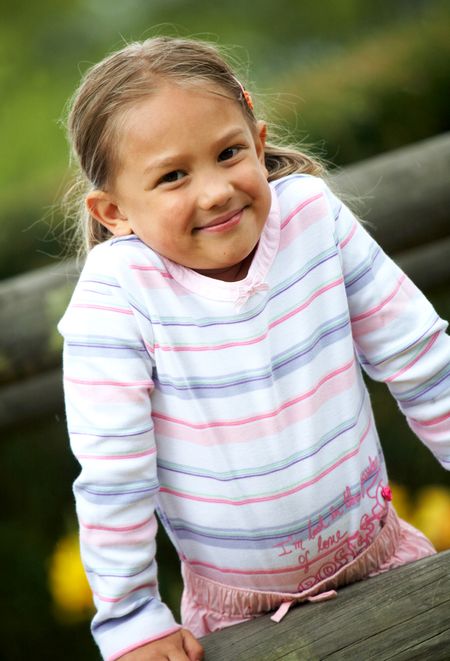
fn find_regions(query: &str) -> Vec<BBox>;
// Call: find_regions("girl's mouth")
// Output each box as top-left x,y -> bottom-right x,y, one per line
196,209 -> 244,233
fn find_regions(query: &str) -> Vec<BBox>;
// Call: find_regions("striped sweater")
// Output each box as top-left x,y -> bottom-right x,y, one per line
59,175 -> 450,660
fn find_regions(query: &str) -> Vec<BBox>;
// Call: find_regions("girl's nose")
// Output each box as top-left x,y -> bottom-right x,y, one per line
197,172 -> 233,209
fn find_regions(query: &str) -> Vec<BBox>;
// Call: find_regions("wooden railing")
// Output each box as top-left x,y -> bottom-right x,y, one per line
200,550 -> 450,660
0,132 -> 449,429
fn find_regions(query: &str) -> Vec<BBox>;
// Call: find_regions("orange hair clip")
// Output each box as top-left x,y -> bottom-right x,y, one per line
235,78 -> 254,112
243,90 -> 254,112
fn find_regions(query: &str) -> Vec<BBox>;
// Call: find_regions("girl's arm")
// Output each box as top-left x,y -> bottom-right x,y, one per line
59,245 -> 189,660
325,183 -> 450,470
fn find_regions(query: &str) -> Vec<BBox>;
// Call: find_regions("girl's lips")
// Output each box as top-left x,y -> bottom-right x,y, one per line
197,209 -> 243,233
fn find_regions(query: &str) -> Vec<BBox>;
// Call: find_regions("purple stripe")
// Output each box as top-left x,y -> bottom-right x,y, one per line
131,250 -> 339,329
158,393 -> 367,482
333,201 -> 343,221
74,482 -> 159,505
359,316 -> 441,368
92,599 -> 157,634
86,561 -> 153,579
273,173 -> 310,193
154,316 -> 350,398
70,427 -> 153,439
344,246 -> 383,293
169,466 -> 381,549
66,343 -> 148,359
399,369 -> 450,405
81,278 -> 121,288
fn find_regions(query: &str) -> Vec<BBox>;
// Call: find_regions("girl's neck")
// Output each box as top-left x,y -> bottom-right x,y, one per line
194,248 -> 255,282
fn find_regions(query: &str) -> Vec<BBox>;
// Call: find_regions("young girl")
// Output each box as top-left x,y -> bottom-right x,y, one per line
59,36 -> 450,661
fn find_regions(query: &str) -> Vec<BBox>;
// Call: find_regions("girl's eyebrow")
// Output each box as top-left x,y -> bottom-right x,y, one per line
145,156 -> 182,174
144,127 -> 248,175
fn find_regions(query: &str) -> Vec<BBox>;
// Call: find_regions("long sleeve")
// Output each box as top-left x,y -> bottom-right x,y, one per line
324,183 -> 450,469
58,246 -> 180,661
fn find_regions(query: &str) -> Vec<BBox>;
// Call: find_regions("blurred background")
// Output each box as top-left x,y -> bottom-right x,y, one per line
1,0 -> 449,658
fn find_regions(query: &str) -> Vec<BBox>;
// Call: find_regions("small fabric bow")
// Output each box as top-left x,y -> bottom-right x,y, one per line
234,278 -> 269,310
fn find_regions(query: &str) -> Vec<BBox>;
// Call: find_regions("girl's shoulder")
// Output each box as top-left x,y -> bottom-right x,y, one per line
270,173 -> 338,217
270,172 -> 331,200
85,235 -> 162,275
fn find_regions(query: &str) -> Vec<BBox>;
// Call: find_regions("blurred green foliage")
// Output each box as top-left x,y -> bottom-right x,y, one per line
1,0 -> 449,278
1,1 -> 449,658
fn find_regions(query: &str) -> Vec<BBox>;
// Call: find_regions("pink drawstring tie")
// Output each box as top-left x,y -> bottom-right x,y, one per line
270,590 -> 337,623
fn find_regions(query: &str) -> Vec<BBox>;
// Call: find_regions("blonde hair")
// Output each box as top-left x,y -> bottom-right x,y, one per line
66,36 -> 324,254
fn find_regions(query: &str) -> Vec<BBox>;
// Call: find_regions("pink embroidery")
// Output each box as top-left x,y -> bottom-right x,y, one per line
381,485 -> 393,501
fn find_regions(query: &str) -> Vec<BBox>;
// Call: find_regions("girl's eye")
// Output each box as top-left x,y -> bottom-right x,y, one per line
218,146 -> 241,162
159,170 -> 185,185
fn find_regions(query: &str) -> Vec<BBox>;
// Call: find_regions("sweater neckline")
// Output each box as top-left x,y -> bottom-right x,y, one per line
161,186 -> 280,303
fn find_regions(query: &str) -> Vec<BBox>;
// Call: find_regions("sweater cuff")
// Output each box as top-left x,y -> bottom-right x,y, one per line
93,599 -> 181,661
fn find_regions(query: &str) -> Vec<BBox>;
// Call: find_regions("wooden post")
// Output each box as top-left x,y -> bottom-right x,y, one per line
200,551 -> 450,660
331,132 -> 450,254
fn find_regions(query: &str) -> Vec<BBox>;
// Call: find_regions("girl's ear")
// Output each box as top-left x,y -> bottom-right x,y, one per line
256,121 -> 267,150
86,190 -> 132,237
255,120 -> 268,175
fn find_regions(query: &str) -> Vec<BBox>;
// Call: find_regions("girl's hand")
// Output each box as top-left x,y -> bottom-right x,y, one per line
117,629 -> 204,660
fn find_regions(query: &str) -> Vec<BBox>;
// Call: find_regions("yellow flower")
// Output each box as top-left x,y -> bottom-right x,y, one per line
410,486 -> 450,552
48,531 -> 93,621
389,481 -> 412,522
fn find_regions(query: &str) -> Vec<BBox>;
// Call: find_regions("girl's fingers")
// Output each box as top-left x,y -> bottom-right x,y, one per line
181,628 -> 204,661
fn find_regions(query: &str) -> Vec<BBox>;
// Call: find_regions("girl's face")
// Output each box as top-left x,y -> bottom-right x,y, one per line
87,83 -> 271,280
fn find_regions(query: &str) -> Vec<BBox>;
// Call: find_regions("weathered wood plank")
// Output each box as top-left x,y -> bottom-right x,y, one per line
200,551 -> 450,660
331,132 -> 450,254
0,260 -> 79,385
396,236 -> 450,292
0,368 -> 64,428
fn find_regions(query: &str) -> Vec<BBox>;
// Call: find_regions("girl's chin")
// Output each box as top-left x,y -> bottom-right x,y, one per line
194,250 -> 255,281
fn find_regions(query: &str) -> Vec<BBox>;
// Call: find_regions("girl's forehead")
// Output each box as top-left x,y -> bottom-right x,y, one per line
137,79 -> 236,109
120,81 -> 251,135
111,81 -> 258,179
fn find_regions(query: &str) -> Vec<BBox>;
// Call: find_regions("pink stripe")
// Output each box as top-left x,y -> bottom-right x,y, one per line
76,447 -> 156,460
83,528 -> 156,547
130,265 -> 172,278
351,278 -> 420,340
280,193 -> 323,229
412,410 -> 450,427
154,332 -> 270,353
340,220 -> 357,249
409,417 -> 450,443
94,582 -> 157,603
155,360 -> 357,444
271,278 -> 344,330
80,516 -> 154,532
386,333 -> 439,383
82,517 -> 158,546
72,303 -> 133,315
152,277 -> 344,353
64,376 -> 153,387
160,417 -> 370,506
154,359 -> 354,430
351,275 -> 406,323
